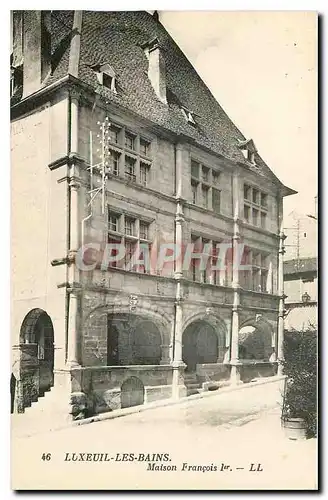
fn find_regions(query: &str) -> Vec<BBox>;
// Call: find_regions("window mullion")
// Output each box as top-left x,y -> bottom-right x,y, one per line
136,157 -> 140,184
208,239 -> 214,284
208,186 -> 213,210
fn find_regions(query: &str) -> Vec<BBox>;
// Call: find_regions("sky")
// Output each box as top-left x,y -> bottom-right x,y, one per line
160,11 -> 317,219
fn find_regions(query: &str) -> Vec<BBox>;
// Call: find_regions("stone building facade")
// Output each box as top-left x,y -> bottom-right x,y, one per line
284,257 -> 318,332
11,11 -> 296,419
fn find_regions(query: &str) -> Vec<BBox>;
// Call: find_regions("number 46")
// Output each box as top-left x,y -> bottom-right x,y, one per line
41,453 -> 51,461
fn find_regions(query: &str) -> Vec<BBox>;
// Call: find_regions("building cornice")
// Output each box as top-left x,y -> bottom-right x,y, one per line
10,75 -> 71,120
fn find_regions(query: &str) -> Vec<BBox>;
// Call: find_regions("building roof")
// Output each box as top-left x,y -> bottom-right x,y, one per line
12,10 -> 296,194
284,257 -> 317,277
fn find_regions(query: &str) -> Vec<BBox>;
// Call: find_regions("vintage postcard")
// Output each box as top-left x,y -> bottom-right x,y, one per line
10,10 -> 318,490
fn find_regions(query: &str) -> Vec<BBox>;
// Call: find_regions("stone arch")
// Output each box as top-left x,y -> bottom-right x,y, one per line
82,304 -> 170,367
182,313 -> 227,372
182,312 -> 227,350
239,316 -> 274,361
121,377 -> 144,408
20,308 -> 53,344
83,303 -> 170,346
18,309 -> 55,408
108,314 -> 162,366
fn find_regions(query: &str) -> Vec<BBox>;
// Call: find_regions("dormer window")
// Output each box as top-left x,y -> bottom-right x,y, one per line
237,138 -> 257,165
181,106 -> 196,125
247,150 -> 255,163
94,63 -> 117,93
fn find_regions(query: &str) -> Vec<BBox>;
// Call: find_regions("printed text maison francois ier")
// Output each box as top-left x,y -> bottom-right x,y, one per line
64,453 -> 263,472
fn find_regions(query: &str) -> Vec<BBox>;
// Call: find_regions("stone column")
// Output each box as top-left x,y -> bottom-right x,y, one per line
70,90 -> 79,155
68,89 -> 81,282
172,300 -> 186,399
175,201 -> 184,280
230,172 -> 241,384
172,143 -> 187,399
66,89 -> 82,369
173,294 -> 183,363
160,345 -> 171,365
66,173 -> 82,369
67,289 -> 81,368
173,203 -> 185,368
230,296 -> 241,383
277,225 -> 286,376
223,320 -> 231,364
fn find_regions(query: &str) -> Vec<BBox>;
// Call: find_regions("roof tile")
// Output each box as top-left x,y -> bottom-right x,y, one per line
14,10 -> 290,187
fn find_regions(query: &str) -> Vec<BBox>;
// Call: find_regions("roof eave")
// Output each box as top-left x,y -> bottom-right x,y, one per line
281,185 -> 298,197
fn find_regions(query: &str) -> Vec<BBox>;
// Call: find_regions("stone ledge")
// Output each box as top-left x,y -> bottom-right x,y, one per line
72,364 -> 173,373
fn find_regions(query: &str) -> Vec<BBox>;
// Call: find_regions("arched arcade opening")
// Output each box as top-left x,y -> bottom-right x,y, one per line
182,318 -> 226,372
107,314 -> 162,366
17,309 -> 55,410
238,319 -> 274,362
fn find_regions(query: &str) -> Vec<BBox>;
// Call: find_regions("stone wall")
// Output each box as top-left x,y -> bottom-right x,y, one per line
196,363 -> 231,383
239,362 -> 278,383
11,93 -> 68,369
71,365 -> 173,414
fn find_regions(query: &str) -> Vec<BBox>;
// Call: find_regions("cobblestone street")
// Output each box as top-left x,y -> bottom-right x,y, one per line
12,379 -> 317,490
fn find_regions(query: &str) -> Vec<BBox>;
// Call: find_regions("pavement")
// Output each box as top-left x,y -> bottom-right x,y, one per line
11,378 -> 318,490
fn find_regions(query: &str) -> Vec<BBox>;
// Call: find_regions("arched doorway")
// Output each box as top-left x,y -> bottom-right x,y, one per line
20,309 -> 54,397
107,314 -> 161,366
182,320 -> 218,372
239,320 -> 273,361
121,377 -> 144,408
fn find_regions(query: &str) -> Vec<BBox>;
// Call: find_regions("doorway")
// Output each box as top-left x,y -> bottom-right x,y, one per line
20,309 -> 54,398
182,320 -> 218,372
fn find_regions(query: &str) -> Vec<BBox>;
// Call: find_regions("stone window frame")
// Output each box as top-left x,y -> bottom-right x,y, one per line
190,234 -> 230,286
107,207 -> 152,273
125,131 -> 136,151
243,183 -> 268,229
140,137 -> 151,157
190,158 -> 222,213
124,216 -> 136,237
104,121 -> 152,188
239,247 -> 271,293
124,155 -> 137,183
108,212 -> 119,232
108,149 -> 120,176
140,162 -> 150,187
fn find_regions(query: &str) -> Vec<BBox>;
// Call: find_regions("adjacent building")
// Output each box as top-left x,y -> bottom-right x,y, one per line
284,257 -> 318,331
284,201 -> 318,332
11,10 -> 295,419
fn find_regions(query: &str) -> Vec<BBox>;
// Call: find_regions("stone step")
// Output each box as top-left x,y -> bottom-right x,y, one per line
24,386 -> 67,415
184,372 -> 202,397
186,387 -> 201,396
185,382 -> 201,389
